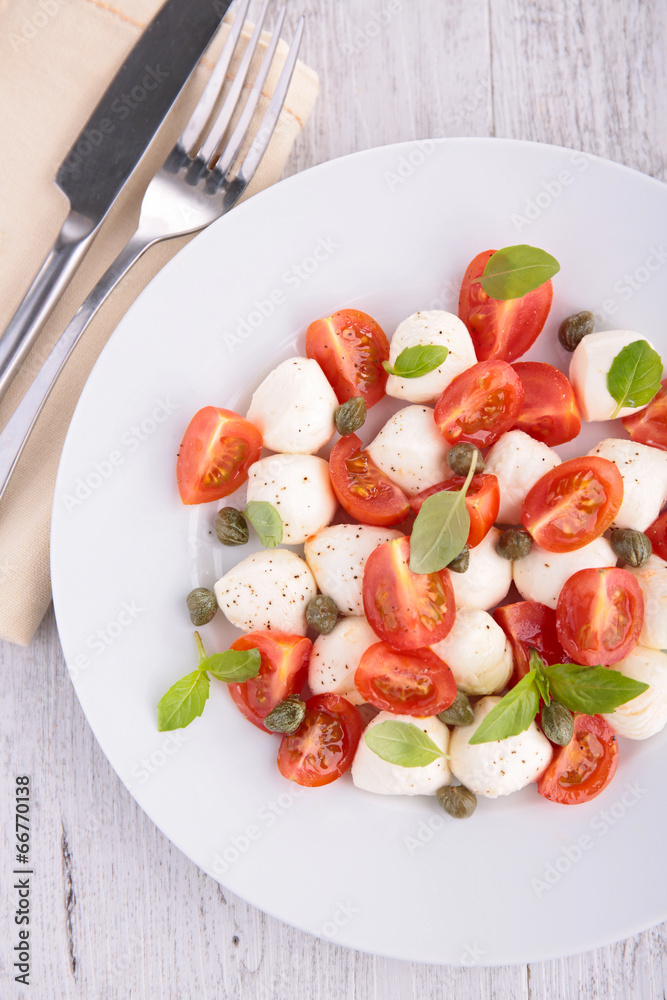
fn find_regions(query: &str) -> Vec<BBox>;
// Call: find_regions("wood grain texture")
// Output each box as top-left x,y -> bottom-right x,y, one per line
2,0 -> 667,996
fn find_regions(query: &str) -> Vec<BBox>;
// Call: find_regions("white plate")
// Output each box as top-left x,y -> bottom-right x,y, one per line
52,138 -> 667,965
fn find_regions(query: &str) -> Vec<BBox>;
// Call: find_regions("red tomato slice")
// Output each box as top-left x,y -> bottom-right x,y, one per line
521,456 -> 624,553
362,536 -> 456,650
458,249 -> 554,362
538,714 -> 619,804
176,407 -> 262,505
355,642 -> 456,716
556,567 -> 644,666
493,601 -> 569,686
305,308 -> 390,407
512,362 -> 581,446
434,360 -> 525,448
646,509 -> 667,561
410,474 -> 500,547
227,631 -> 312,732
622,378 -> 667,450
276,693 -> 363,787
329,434 -> 410,527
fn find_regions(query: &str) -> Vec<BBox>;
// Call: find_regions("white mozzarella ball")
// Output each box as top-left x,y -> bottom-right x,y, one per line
366,405 -> 451,495
304,524 -> 404,616
602,646 -> 667,739
512,536 -> 616,610
214,549 -> 317,635
569,330 -> 661,421
627,554 -> 667,650
448,528 -> 512,611
246,453 -> 337,544
308,617 -> 378,705
484,430 -> 562,524
246,356 -> 338,454
385,310 -> 477,405
587,438 -> 667,531
352,712 -> 451,796
449,696 -> 553,798
430,609 -> 513,695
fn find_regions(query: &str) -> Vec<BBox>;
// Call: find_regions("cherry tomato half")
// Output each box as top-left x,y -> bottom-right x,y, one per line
410,474 -> 500,548
521,456 -> 624,553
493,601 -> 569,686
538,714 -> 619,804
645,509 -> 667,561
556,567 -> 644,666
228,631 -> 312,732
362,536 -> 456,650
512,362 -> 581,446
355,642 -> 456,716
622,378 -> 667,450
305,308 -> 390,407
329,434 -> 410,527
434,360 -> 525,448
276,693 -> 363,787
176,407 -> 263,505
458,249 -> 554,363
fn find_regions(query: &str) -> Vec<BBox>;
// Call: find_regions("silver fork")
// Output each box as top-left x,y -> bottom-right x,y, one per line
0,0 -> 304,503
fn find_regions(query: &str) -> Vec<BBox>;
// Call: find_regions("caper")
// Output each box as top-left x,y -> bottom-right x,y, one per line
447,545 -> 469,573
215,507 -> 249,546
264,695 -> 306,734
447,442 -> 485,477
610,528 -> 652,568
306,594 -> 339,634
436,784 -> 477,820
496,527 -> 533,561
186,587 -> 218,626
558,310 -> 595,352
540,701 -> 574,746
438,690 -> 474,727
334,396 -> 367,436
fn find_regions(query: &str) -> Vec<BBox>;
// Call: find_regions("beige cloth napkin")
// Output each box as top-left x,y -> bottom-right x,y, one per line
0,0 -> 319,645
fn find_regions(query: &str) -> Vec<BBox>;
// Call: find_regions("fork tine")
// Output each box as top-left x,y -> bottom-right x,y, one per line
179,0 -> 252,155
212,6 -> 287,178
232,15 -> 305,190
199,0 -> 272,164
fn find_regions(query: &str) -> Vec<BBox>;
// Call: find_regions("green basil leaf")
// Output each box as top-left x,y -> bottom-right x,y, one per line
472,245 -> 560,300
529,648 -> 551,706
157,669 -> 210,731
468,670 -> 540,744
203,648 -> 262,683
245,501 -> 283,548
544,662 -> 649,715
365,720 -> 446,767
409,456 -> 477,573
383,344 -> 449,379
606,340 -> 663,418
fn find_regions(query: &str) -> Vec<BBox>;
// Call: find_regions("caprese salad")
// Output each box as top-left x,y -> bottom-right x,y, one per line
158,243 -> 667,820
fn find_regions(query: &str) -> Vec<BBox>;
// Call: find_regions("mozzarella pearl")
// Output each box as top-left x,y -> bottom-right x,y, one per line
587,438 -> 667,532
246,453 -> 337,544
484,430 -> 562,524
449,696 -> 553,798
385,310 -> 477,404
304,524 -> 404,616
602,646 -> 667,739
448,528 -> 512,611
627,554 -> 667,650
430,608 -> 513,695
513,536 -> 617,610
308,617 -> 378,705
246,356 -> 338,454
214,549 -> 316,635
569,330 -> 661,421
366,405 -> 452,495
351,712 -> 451,796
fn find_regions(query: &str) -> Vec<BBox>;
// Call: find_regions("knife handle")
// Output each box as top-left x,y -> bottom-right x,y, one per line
0,230 -> 150,505
0,210 -> 98,403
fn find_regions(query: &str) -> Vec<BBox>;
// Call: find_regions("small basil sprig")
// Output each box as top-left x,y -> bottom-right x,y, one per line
245,501 -> 283,548
157,632 -> 261,731
365,720 -> 447,767
469,650 -> 648,745
383,344 -> 449,379
471,245 -> 560,300
606,340 -> 663,418
409,454 -> 477,573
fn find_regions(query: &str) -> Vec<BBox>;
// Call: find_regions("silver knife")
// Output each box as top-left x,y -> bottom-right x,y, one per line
0,0 -> 233,402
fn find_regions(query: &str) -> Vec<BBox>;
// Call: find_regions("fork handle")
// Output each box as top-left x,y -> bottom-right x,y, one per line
0,210 -> 101,403
0,230 -> 152,505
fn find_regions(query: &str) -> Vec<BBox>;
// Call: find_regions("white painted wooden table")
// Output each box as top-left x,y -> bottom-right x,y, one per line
3,1 -> 667,996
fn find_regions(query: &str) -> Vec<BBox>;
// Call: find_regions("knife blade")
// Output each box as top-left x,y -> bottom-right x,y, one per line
0,0 -> 233,402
